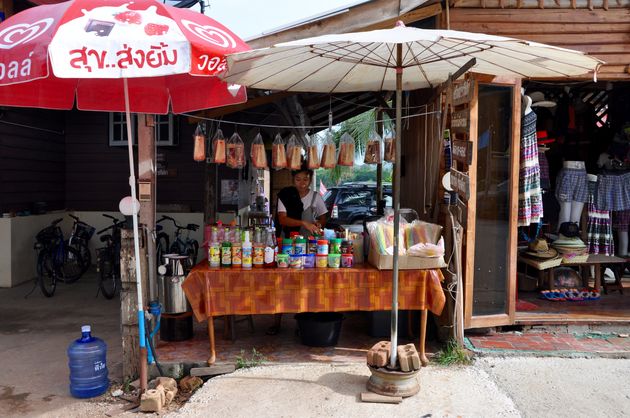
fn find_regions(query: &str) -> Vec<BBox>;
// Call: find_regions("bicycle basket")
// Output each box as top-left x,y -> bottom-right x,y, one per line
75,223 -> 96,241
36,226 -> 61,243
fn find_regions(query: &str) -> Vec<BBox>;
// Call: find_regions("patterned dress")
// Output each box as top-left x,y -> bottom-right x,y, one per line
587,180 -> 614,255
518,111 -> 543,226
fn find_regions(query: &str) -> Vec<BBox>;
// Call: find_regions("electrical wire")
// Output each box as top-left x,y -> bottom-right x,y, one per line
181,109 -> 441,131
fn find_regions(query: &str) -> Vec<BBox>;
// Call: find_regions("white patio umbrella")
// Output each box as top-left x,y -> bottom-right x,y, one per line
222,22 -> 602,368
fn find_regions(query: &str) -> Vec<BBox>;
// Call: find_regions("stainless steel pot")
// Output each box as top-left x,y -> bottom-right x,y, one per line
158,254 -> 190,314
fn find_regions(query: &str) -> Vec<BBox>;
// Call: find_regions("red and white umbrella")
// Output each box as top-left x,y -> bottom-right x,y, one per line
0,0 -> 250,386
0,0 -> 248,113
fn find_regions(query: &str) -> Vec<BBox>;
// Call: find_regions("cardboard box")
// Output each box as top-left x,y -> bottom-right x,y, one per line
368,247 -> 447,270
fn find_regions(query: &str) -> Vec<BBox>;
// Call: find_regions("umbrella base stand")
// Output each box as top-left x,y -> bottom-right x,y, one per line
366,366 -> 420,398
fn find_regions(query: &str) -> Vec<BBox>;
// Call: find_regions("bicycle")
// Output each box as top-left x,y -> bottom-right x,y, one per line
96,214 -> 126,299
34,218 -> 84,297
156,215 -> 199,269
68,214 -> 96,275
155,223 -> 170,268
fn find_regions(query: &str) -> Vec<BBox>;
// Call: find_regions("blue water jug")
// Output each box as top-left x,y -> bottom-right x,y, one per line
67,325 -> 109,398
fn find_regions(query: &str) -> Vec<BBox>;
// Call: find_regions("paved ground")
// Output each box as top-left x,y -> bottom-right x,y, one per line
169,358 -> 630,418
0,271 -> 122,418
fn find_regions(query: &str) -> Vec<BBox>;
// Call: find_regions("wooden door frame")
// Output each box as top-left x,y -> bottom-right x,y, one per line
464,74 -> 521,329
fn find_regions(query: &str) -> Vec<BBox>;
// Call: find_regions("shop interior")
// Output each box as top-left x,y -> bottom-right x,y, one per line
515,81 -> 630,322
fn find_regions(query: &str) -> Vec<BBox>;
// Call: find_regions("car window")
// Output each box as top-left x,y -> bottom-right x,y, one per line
338,191 -> 372,206
323,190 -> 336,206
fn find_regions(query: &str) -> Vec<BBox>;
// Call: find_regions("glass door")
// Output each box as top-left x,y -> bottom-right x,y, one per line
464,76 -> 521,328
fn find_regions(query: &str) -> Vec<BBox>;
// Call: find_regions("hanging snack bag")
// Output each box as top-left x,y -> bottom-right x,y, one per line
193,124 -> 206,162
307,134 -> 320,169
364,131 -> 382,164
212,129 -> 226,164
286,134 -> 303,170
227,132 -> 245,169
384,135 -> 395,162
320,131 -> 337,169
272,134 -> 287,170
250,133 -> 268,169
337,132 -> 355,167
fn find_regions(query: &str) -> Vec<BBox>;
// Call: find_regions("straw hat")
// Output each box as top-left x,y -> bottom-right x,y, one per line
529,91 -> 557,108
524,238 -> 558,259
552,234 -> 586,251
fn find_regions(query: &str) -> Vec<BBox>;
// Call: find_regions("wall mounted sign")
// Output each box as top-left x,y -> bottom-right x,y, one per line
452,79 -> 473,107
451,109 -> 469,134
450,168 -> 470,201
451,139 -> 473,165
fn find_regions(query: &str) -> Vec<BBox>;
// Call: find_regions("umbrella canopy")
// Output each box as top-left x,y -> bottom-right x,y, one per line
222,24 -> 602,93
221,22 -> 602,369
0,0 -> 249,113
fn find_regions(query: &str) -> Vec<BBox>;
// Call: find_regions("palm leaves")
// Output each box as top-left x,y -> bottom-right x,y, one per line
316,108 -> 393,185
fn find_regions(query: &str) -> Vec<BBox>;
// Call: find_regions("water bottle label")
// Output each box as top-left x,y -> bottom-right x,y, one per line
264,247 -> 274,264
93,361 -> 106,372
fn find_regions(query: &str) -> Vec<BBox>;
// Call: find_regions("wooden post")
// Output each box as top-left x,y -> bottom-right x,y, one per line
204,163 -> 217,224
120,228 -> 148,381
137,114 -> 156,300
376,110 -> 384,215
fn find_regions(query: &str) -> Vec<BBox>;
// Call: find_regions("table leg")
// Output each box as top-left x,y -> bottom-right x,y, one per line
419,309 -> 429,367
207,316 -> 216,365
594,265 -> 601,292
548,269 -> 554,290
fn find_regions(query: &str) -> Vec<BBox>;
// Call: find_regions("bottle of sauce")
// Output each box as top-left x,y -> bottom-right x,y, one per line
231,227 -> 242,268
242,230 -> 252,269
264,227 -> 276,268
253,227 -> 264,268
209,227 -> 220,268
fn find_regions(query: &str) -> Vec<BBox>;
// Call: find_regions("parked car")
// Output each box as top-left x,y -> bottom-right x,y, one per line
323,183 -> 392,225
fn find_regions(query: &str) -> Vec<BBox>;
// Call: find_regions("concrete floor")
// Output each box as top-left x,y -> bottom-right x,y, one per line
0,270 -> 122,418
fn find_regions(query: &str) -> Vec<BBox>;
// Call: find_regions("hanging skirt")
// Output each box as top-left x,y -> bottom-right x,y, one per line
587,181 -> 614,256
518,111 -> 543,226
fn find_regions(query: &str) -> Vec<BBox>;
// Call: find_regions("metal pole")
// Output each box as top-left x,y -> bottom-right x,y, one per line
123,78 -> 147,392
389,43 -> 403,369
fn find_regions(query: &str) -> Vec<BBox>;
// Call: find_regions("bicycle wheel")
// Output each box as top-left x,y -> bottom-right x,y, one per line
184,240 -> 199,269
156,232 -> 170,265
98,250 -> 118,299
37,250 -> 56,297
59,246 -> 84,283
169,241 -> 184,255
69,240 -> 91,275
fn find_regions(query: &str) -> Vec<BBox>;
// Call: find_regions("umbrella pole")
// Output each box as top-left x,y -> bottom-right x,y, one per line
389,43 -> 403,369
123,78 -> 148,392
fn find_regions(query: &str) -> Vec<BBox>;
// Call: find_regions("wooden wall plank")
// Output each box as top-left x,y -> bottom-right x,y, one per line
453,1 -> 630,10
447,8 -> 630,79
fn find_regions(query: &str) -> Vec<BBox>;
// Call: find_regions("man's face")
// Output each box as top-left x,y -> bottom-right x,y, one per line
293,172 -> 311,194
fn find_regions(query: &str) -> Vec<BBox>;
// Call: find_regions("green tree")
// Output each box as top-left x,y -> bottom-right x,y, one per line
315,108 -> 393,186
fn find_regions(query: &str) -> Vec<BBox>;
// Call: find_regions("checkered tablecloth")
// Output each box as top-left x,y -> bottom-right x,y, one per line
183,263 -> 445,321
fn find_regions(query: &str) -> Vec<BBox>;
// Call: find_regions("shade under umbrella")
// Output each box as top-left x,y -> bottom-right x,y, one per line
221,22 -> 602,369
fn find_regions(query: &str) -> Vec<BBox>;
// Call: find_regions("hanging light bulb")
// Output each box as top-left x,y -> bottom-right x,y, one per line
193,123 -> 206,162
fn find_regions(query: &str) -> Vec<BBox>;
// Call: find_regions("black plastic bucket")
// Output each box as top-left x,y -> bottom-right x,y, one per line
295,312 -> 344,347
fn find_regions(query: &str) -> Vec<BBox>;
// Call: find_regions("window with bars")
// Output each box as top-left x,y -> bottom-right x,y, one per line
109,113 -> 179,146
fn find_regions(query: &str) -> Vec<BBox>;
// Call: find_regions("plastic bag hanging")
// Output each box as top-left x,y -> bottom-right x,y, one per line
337,132 -> 355,167
384,132 -> 395,162
286,134 -> 303,170
226,132 -> 245,169
212,129 -> 226,164
306,133 -> 320,169
250,133 -> 268,169
193,123 -> 206,162
320,130 -> 337,169
364,130 -> 382,164
272,133 -> 287,170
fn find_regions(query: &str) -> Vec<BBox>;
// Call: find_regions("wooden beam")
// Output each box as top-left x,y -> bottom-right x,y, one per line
362,3 -> 443,30
187,91 -> 295,123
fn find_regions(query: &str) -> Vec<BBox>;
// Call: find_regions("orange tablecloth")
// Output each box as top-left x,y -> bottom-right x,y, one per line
183,263 -> 445,322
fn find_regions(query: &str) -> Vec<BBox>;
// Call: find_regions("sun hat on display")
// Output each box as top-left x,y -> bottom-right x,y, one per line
524,238 -> 558,259
536,130 -> 555,145
529,91 -> 557,108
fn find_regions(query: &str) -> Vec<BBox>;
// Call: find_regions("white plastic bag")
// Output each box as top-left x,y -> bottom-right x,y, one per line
306,133 -> 320,169
211,129 -> 226,164
272,134 -> 287,170
250,133 -> 268,169
337,132 -> 355,167
286,134 -> 303,170
226,132 -> 245,169
364,130 -> 382,164
320,131 -> 337,169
